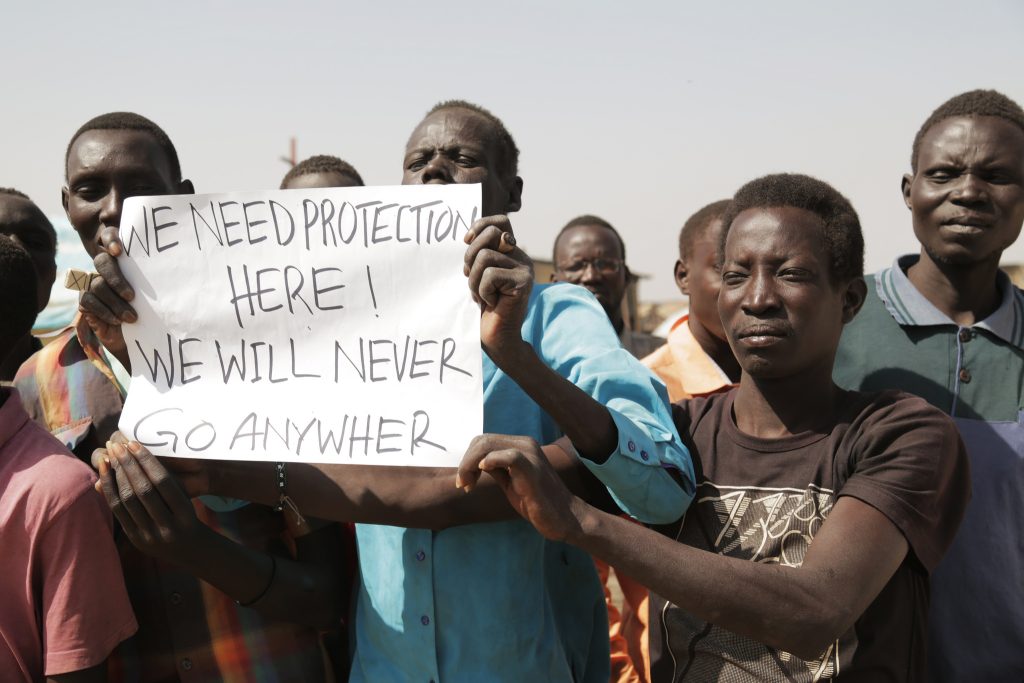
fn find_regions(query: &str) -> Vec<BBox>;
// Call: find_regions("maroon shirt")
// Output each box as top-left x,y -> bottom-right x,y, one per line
650,389 -> 970,682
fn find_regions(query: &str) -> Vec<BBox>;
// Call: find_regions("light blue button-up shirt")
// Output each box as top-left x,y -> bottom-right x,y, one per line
351,283 -> 695,683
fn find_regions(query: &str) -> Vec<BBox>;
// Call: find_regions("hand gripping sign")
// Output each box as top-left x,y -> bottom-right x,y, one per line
116,184 -> 483,466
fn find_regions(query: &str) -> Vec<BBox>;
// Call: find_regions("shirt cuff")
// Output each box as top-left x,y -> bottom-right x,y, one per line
572,408 -> 694,524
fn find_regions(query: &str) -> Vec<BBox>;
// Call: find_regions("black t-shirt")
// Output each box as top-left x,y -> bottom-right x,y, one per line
649,388 -> 971,682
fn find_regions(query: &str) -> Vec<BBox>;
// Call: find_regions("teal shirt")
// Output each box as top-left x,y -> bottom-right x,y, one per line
351,283 -> 695,683
834,255 -> 1024,681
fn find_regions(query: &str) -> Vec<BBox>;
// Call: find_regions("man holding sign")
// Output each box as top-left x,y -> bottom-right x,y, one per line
17,112 -> 350,682
90,101 -> 695,682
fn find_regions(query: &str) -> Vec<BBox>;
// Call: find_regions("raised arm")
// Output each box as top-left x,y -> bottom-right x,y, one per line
465,216 -> 695,524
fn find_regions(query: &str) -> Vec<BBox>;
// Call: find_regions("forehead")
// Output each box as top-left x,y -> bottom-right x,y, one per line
919,116 -> 1024,165
0,196 -> 54,240
725,206 -> 827,261
555,224 -> 622,258
67,128 -> 174,179
406,108 -> 499,154
285,171 -> 360,190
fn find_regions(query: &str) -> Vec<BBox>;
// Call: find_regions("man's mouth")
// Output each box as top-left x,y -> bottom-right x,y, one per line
941,215 -> 992,235
737,325 -> 788,347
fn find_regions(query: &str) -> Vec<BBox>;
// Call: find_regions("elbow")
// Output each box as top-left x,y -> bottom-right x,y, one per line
773,604 -> 854,661
630,481 -> 690,526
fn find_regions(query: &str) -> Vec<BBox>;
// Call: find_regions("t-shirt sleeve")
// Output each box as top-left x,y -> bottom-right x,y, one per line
838,392 -> 971,571
39,484 -> 137,675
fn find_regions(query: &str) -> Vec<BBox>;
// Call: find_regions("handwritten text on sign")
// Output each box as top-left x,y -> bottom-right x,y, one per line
117,184 -> 483,466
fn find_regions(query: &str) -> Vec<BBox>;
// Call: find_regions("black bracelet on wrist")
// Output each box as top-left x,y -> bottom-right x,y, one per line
274,462 -> 287,512
236,554 -> 276,607
273,461 -> 306,527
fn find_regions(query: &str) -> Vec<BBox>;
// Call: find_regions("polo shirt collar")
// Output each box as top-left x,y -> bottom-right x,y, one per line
875,254 -> 1024,348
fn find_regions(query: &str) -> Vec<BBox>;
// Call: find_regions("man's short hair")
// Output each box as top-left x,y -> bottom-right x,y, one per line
65,112 -> 181,181
0,187 -> 30,200
426,100 -> 520,181
0,235 -> 39,353
679,199 -> 731,261
280,154 -> 364,189
0,188 -> 57,244
553,214 -> 627,264
911,89 -> 1024,172
720,173 -> 864,283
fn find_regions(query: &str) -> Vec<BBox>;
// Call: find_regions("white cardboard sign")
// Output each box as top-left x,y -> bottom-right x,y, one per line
116,184 -> 483,466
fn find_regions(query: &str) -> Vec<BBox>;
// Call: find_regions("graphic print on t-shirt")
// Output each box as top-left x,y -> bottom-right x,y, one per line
662,481 -> 857,682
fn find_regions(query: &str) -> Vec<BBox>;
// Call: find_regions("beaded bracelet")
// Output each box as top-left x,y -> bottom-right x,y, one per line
274,462 -> 307,527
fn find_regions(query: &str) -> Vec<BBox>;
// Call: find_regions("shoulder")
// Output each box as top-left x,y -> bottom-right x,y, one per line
13,327 -> 85,394
673,391 -> 731,435
2,420 -> 98,523
851,389 -> 958,437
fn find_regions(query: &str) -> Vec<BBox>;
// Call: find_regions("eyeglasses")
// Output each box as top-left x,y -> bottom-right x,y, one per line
556,258 -> 624,276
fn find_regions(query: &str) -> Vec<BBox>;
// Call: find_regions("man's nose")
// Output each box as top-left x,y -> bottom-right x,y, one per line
741,273 -> 780,314
421,155 -> 453,184
951,173 -> 989,205
578,262 -> 603,283
98,188 -> 123,231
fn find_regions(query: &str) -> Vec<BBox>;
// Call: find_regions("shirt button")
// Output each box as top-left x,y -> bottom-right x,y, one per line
627,440 -> 636,452
958,328 -> 973,343
170,591 -> 182,605
421,615 -> 430,626
640,450 -> 649,461
959,368 -> 972,383
181,658 -> 193,671
415,550 -> 426,562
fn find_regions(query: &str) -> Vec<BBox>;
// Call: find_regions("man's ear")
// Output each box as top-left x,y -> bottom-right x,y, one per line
674,259 -> 689,296
841,276 -> 868,324
506,176 -> 523,213
60,186 -> 70,216
901,173 -> 914,211
179,178 -> 196,195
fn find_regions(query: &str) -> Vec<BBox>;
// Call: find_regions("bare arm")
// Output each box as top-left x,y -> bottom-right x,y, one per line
466,437 -> 909,661
97,442 -> 346,630
164,436 -> 615,530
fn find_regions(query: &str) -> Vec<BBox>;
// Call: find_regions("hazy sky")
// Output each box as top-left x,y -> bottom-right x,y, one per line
5,0 -> 1023,300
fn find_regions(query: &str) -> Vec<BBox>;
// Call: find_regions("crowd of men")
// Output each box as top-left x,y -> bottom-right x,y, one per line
0,88 -> 1021,683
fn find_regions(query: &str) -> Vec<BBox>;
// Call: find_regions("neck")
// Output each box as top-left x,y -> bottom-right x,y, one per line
907,249 -> 1003,326
733,364 -> 842,439
610,313 -> 625,335
687,316 -> 741,382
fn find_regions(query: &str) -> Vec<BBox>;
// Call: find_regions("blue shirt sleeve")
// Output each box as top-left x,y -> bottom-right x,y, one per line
527,284 -> 696,524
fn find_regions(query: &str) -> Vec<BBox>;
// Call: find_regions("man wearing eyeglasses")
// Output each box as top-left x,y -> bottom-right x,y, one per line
552,214 -> 665,683
552,215 -> 664,358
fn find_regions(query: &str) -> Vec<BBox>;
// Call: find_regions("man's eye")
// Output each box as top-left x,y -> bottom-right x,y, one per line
927,169 -> 955,182
779,269 -> 810,281
456,155 -> 477,166
406,159 -> 426,171
982,171 -> 1015,184
722,271 -> 746,284
73,185 -> 104,201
